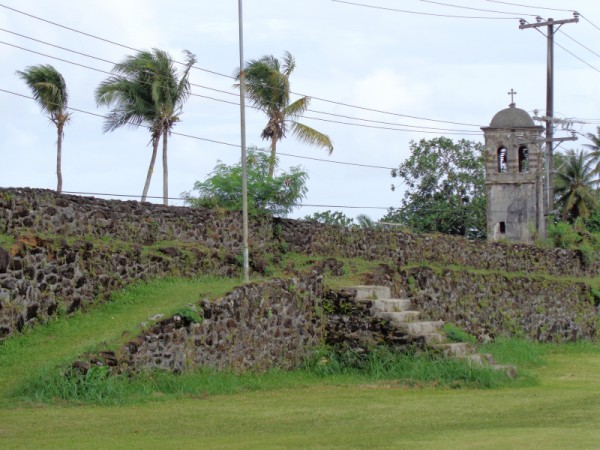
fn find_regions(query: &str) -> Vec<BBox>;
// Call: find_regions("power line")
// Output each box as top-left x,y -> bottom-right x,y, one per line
0,2 -> 483,128
331,0 -> 523,19
413,0 -> 538,17
1,87 -> 402,170
481,0 -> 574,13
528,26 -> 600,73
580,14 -> 600,33
61,191 -> 392,210
1,37 -> 480,136
557,29 -> 600,60
1,27 -> 484,133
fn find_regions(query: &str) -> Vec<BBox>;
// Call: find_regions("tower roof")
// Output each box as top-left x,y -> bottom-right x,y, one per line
489,103 -> 535,128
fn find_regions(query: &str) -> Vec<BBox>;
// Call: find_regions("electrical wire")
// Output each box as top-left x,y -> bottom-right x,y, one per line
412,0 -> 538,17
480,0 -> 574,13
0,87 -> 402,170
557,29 -> 600,60
1,37 -> 479,135
527,26 -> 600,73
580,14 -> 600,33
0,27 -> 484,133
330,0 -> 523,19
0,2 -> 484,128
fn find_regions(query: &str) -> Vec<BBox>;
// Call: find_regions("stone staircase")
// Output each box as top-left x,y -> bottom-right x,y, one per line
350,285 -> 516,376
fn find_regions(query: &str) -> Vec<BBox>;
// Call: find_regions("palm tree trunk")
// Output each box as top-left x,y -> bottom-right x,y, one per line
162,130 -> 169,206
141,133 -> 160,202
268,138 -> 277,178
56,124 -> 63,193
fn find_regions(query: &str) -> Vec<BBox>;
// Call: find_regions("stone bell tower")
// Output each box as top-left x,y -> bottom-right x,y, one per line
481,95 -> 545,243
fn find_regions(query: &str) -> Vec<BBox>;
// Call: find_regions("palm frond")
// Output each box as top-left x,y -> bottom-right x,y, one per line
290,122 -> 333,153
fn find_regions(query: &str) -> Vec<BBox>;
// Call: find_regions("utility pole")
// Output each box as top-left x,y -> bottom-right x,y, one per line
238,0 -> 250,283
519,13 -> 579,213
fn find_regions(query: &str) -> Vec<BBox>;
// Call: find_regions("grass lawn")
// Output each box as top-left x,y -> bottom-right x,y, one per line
1,344 -> 600,449
1,274 -> 599,448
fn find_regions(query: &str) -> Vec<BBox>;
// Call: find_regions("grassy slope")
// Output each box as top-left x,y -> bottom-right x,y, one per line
0,276 -> 241,401
0,345 -> 599,449
1,255 -> 600,448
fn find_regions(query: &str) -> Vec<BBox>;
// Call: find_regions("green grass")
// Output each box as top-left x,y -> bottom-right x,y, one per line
15,345 -> 516,406
0,233 -> 14,249
1,343 -> 600,449
0,276 -> 241,403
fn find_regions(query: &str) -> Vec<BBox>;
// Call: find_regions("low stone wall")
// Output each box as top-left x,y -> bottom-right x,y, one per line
2,187 -> 599,344
0,188 -> 273,251
0,235 -> 239,339
275,218 -> 599,278
401,267 -> 599,342
83,277 -> 324,373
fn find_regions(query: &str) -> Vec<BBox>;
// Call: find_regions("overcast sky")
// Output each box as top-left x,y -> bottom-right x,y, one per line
2,0 -> 600,221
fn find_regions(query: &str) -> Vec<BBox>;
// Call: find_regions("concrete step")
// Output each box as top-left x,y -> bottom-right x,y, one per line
377,310 -> 421,323
432,342 -> 474,358
492,364 -> 518,379
351,285 -> 391,300
396,320 -> 444,336
422,333 -> 445,344
370,298 -> 412,312
459,353 -> 496,366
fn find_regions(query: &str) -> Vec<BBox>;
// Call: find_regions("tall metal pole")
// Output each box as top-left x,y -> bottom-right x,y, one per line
546,20 -> 554,212
238,0 -> 250,283
519,13 -> 579,216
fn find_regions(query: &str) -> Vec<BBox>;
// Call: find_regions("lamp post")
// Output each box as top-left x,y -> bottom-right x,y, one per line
238,0 -> 249,282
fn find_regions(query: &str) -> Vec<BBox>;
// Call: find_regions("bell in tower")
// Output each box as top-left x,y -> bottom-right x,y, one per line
481,95 -> 545,243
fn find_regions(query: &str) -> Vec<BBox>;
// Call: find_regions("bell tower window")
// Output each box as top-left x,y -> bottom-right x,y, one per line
519,146 -> 528,173
497,147 -> 508,173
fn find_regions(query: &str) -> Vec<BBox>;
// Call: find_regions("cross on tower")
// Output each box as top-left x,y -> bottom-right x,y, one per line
508,88 -> 517,105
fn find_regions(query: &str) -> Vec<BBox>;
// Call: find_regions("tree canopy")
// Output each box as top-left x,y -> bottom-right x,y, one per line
183,148 -> 308,217
237,51 -> 333,177
16,64 -> 70,193
95,48 -> 196,205
383,137 -> 486,238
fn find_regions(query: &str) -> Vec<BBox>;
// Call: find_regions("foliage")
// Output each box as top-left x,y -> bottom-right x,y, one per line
304,346 -> 511,388
96,49 -> 196,204
16,64 -> 70,193
553,149 -> 598,221
383,137 -> 486,238
304,210 -> 354,227
236,51 -> 333,177
443,323 -> 477,344
183,148 -> 308,217
355,214 -> 375,228
173,305 -> 202,324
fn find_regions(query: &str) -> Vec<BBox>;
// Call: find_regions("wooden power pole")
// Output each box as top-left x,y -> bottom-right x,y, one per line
519,13 -> 579,213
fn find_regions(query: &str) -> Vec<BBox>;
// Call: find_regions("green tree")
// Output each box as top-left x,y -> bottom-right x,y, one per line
554,149 -> 598,221
383,137 -> 486,238
305,210 -> 354,227
17,64 -> 70,193
237,51 -> 333,177
96,49 -> 196,205
183,148 -> 308,217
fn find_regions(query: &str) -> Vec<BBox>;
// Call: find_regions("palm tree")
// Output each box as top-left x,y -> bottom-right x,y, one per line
584,126 -> 600,174
554,149 -> 598,221
17,64 -> 70,193
95,49 -> 196,205
237,51 -> 333,177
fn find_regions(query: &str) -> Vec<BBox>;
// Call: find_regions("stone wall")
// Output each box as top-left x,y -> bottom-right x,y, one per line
83,276 -> 324,373
400,266 -> 599,342
1,187 -> 599,344
0,234 -> 239,339
0,188 -> 272,250
275,218 -> 599,278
